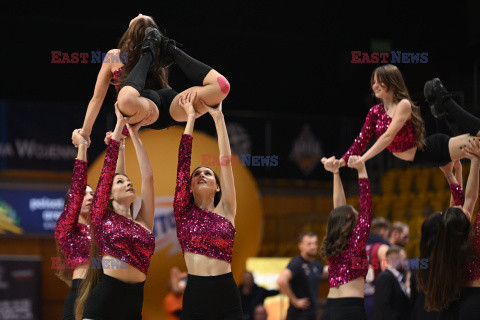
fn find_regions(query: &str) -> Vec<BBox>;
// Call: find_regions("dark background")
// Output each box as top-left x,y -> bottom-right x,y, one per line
1,0 -> 480,180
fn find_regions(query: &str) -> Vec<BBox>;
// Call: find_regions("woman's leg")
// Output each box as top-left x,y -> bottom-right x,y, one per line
425,78 -> 480,136
449,134 -> 478,161
160,40 -> 230,122
117,29 -> 160,126
169,72 -> 229,122
436,117 -> 456,136
442,98 -> 480,137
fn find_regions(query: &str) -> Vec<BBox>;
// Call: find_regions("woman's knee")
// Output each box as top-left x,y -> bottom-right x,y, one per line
205,70 -> 230,98
117,91 -> 139,114
216,74 -> 230,96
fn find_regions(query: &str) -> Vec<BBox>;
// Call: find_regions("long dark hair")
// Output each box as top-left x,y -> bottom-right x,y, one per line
54,186 -> 91,286
190,167 -> 222,207
418,207 -> 472,311
74,174 -> 134,319
74,237 -> 102,320
115,15 -> 169,90
371,64 -> 426,150
320,205 -> 357,258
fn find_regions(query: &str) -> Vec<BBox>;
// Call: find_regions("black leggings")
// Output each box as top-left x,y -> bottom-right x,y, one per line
412,133 -> 452,167
181,272 -> 243,320
320,298 -> 367,320
140,87 -> 181,130
82,273 -> 145,320
62,278 -> 82,320
440,287 -> 480,320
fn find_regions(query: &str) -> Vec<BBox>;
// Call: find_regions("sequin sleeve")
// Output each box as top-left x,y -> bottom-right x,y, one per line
472,188 -> 480,255
54,159 -> 88,241
90,139 -> 120,226
449,183 -> 465,206
350,178 -> 372,253
173,134 -> 193,218
342,106 -> 377,163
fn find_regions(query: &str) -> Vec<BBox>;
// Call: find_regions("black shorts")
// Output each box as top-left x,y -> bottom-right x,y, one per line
82,273 -> 145,320
62,278 -> 82,320
440,287 -> 480,320
413,133 -> 451,167
140,88 -> 181,130
181,272 -> 243,320
319,297 -> 367,320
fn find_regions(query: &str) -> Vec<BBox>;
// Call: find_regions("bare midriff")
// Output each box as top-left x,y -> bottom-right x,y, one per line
327,277 -> 365,298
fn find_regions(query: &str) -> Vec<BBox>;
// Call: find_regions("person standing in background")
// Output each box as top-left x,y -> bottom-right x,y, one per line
277,232 -> 328,320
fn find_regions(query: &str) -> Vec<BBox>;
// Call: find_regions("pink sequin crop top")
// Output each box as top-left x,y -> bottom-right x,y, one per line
327,178 -> 372,287
54,159 -> 91,271
342,104 -> 417,163
449,183 -> 480,283
113,67 -> 122,92
174,134 -> 236,264
90,139 -> 155,275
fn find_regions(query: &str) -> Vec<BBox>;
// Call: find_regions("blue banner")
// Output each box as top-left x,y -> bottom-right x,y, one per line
0,188 -> 66,236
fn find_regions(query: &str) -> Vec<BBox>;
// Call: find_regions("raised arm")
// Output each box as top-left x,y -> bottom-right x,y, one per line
360,100 -> 412,163
321,156 -> 345,208
208,102 -> 236,218
78,49 -> 117,146
173,93 -> 199,217
105,130 -> 127,175
128,112 -> 155,230
90,106 -> 126,225
54,130 -> 88,240
348,156 -> 372,249
340,105 -> 378,165
462,142 -> 480,219
440,161 -> 464,207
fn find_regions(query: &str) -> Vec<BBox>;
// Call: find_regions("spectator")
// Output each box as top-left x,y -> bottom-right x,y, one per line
277,232 -> 328,320
387,222 -> 410,247
163,267 -> 188,320
374,246 -> 411,320
364,217 -> 391,320
252,304 -> 268,320
239,271 -> 279,319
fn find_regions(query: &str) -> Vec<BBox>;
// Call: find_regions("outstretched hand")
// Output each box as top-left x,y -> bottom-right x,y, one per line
463,139 -> 480,159
72,129 -> 87,148
321,156 -> 341,173
206,101 -> 224,120
105,130 -> 127,145
179,91 -> 202,119
348,155 -> 365,171
127,110 -> 155,135
73,129 -> 91,148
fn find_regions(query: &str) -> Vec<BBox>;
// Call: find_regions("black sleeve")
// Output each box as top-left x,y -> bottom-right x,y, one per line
286,256 -> 302,278
262,288 -> 280,298
374,272 -> 396,320
409,269 -> 418,308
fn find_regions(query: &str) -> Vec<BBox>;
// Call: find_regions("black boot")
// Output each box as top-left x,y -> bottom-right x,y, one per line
140,27 -> 161,61
424,78 -> 452,118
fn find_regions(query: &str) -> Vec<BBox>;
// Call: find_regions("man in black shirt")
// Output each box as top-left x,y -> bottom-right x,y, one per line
277,232 -> 328,320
